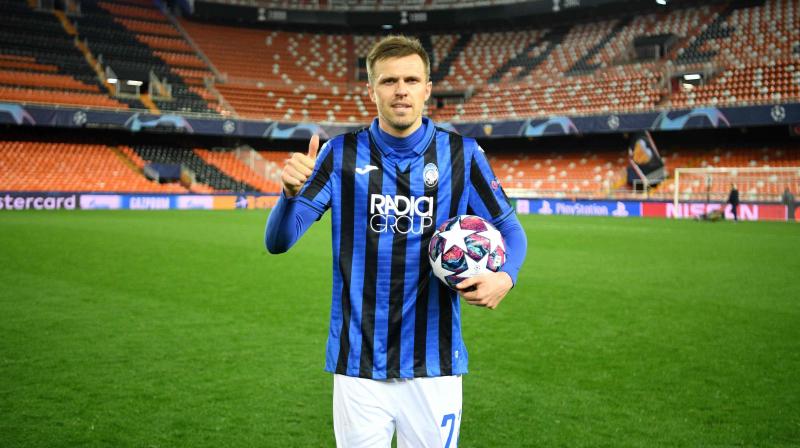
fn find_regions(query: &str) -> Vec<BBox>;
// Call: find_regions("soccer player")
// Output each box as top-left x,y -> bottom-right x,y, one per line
265,35 -> 527,447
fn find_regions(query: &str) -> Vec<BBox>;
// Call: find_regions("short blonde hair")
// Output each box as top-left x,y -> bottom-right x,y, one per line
366,35 -> 430,85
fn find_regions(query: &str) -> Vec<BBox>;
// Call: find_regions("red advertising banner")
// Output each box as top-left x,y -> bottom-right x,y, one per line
642,202 -> 787,221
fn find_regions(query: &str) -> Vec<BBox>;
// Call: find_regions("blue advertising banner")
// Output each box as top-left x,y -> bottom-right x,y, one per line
445,103 -> 800,137
122,195 -> 176,210
28,193 -> 281,211
2,101 -> 797,140
3,193 -> 792,222
516,199 -> 642,217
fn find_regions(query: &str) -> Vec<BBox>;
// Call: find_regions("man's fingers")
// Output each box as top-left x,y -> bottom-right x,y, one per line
289,151 -> 316,172
308,134 -> 319,159
281,169 -> 304,188
288,156 -> 314,177
281,147 -> 319,197
283,168 -> 306,184
457,277 -> 482,301
455,274 -> 505,309
456,276 -> 479,290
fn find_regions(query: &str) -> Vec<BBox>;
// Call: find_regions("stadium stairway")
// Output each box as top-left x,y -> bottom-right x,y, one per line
75,0 -> 219,115
131,145 -> 258,192
171,0 -> 798,124
195,148 -> 283,193
0,0 -> 129,109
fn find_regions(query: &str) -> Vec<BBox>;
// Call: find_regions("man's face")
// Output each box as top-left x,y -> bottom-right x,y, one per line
368,54 -> 432,138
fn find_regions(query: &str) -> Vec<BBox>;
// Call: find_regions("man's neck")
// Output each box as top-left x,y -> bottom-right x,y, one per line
370,117 -> 431,159
378,119 -> 421,138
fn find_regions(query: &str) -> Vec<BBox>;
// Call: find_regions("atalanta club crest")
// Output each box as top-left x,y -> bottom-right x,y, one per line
423,163 -> 438,187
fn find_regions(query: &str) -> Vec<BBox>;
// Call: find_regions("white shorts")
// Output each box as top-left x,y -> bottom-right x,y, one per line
333,374 -> 462,448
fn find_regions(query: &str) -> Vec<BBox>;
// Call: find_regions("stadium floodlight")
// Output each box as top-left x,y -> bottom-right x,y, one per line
107,78 -> 118,84
126,80 -> 144,86
382,24 -> 393,30
656,0 -> 667,5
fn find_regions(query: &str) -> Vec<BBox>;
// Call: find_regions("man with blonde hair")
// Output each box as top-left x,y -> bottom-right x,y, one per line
266,35 -> 527,447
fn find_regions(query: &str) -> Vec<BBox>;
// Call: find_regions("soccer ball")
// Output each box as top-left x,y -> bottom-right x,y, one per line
428,215 -> 506,290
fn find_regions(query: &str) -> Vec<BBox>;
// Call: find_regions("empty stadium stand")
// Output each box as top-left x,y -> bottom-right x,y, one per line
195,148 -> 283,192
175,0 -> 799,124
179,19 -> 362,122
0,0 -> 129,109
0,140 -> 187,192
669,0 -> 800,108
650,144 -> 800,201
487,149 -> 629,199
131,144 -> 257,192
75,0 -> 221,114
200,0 -> 533,10
1,0 -> 797,123
0,0 -> 797,205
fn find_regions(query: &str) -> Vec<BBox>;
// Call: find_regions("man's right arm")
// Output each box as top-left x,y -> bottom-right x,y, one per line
264,134 -> 331,254
264,192 -> 323,254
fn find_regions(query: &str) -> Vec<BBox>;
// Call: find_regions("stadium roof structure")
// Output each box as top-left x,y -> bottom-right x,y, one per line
1,0 -> 796,140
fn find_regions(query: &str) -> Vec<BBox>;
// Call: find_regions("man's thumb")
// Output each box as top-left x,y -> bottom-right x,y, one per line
308,134 -> 319,159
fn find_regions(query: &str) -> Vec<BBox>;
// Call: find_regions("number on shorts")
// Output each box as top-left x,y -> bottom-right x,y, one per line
441,413 -> 456,448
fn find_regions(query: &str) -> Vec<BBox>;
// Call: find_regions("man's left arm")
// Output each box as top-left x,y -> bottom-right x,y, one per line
458,142 -> 528,309
457,213 -> 527,309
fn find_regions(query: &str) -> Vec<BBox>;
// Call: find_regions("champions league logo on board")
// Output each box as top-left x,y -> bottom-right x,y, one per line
423,163 -> 438,187
72,111 -> 87,126
771,105 -> 785,122
607,114 -> 620,130
222,120 -> 236,134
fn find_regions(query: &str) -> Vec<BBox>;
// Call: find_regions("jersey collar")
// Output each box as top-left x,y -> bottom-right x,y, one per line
368,117 -> 435,161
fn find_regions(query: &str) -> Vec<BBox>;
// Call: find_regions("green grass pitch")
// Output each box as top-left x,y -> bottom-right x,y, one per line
1,210 -> 798,447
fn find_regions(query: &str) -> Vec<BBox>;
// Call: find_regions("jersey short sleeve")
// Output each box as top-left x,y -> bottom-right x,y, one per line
296,140 -> 335,216
467,144 -> 514,224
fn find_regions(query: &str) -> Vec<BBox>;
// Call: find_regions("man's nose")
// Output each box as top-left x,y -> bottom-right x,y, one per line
395,81 -> 408,96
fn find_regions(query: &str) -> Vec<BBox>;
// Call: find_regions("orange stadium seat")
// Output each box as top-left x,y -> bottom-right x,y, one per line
651,145 -> 800,201
487,149 -> 629,199
195,149 -> 284,193
175,0 -> 798,124
0,141 -> 188,193
0,2 -> 130,111
1,0 -> 797,121
73,0 -> 222,114
0,86 -> 128,109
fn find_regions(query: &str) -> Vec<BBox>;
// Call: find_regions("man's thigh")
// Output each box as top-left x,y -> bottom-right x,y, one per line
395,375 -> 462,448
333,374 -> 395,448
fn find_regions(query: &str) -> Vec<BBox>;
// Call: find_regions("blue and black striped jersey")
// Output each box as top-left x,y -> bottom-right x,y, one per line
294,118 -> 514,379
